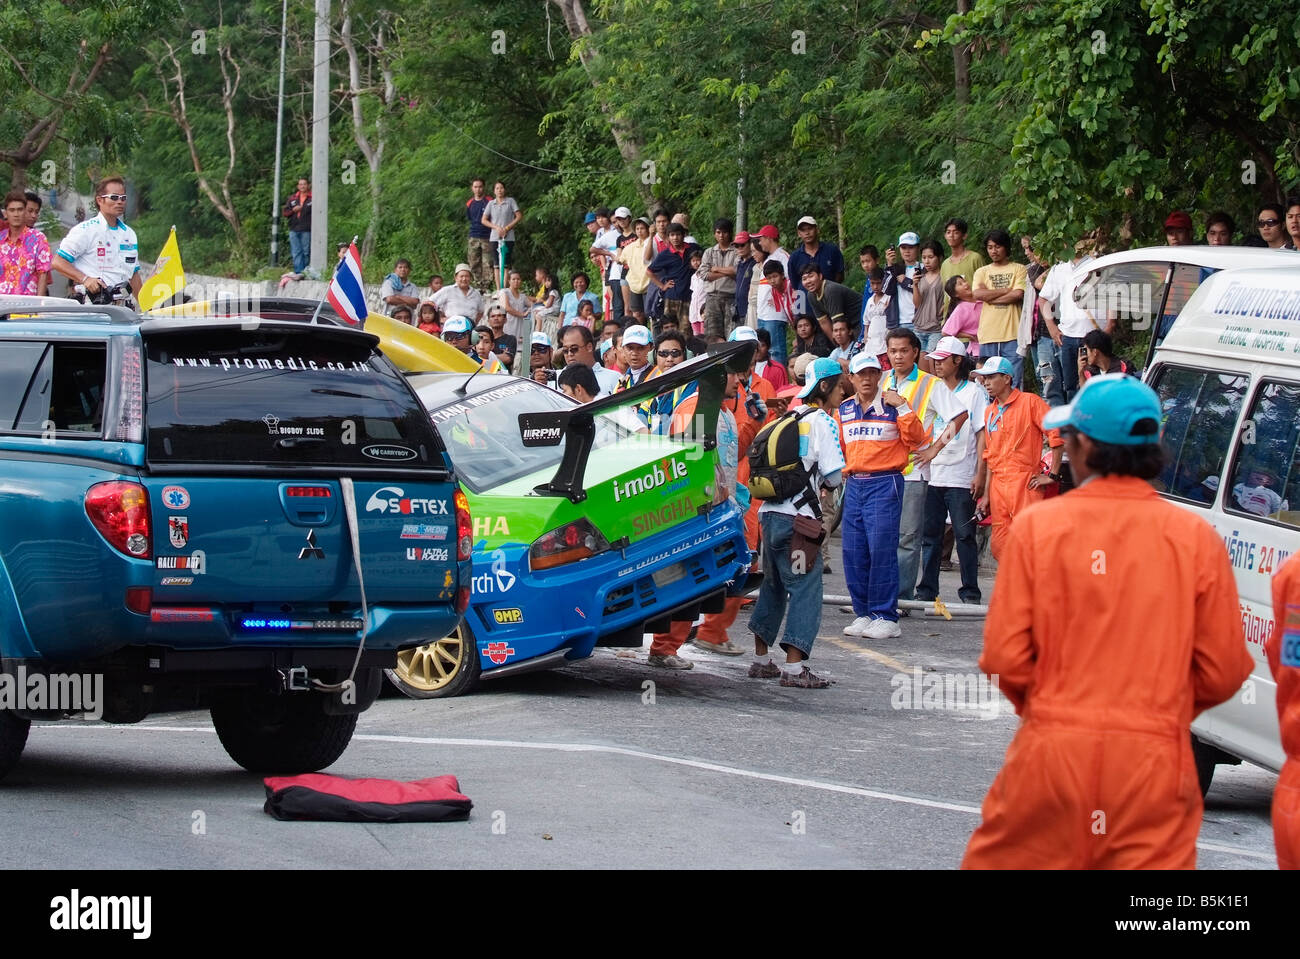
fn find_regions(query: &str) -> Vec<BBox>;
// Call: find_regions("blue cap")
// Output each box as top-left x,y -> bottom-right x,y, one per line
583,212 -> 598,225
798,357 -> 843,399
728,326 -> 758,342
975,356 -> 1014,377
442,316 -> 472,335
1043,373 -> 1162,446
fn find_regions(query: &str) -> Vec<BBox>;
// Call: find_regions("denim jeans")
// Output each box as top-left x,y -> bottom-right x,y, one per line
1059,334 -> 1086,402
895,477 -> 927,601
748,511 -> 823,658
759,319 -> 789,366
917,484 -> 981,604
841,472 -> 904,621
289,230 -> 310,274
921,330 -> 945,352
1034,335 -> 1066,407
979,339 -> 1023,389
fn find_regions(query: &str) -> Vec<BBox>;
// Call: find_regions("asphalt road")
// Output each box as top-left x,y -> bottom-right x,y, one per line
0,542 -> 1278,870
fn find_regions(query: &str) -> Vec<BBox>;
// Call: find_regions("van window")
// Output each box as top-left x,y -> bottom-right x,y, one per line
1151,364 -> 1248,505
0,341 -> 50,428
1225,380 -> 1300,528
13,343 -> 107,435
1153,263 -> 1216,350
1073,261 -> 1167,337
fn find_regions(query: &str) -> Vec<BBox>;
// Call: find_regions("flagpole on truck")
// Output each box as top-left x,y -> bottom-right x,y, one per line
311,234 -> 360,324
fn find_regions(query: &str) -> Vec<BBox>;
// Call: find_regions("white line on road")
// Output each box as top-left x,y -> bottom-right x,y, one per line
37,724 -> 1274,863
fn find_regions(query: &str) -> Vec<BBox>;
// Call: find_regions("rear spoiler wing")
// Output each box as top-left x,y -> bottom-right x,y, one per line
518,340 -> 756,503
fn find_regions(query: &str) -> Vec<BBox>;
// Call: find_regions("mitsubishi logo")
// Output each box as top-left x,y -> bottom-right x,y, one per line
298,529 -> 325,560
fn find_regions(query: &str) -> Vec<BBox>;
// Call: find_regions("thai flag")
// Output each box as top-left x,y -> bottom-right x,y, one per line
327,242 -> 368,326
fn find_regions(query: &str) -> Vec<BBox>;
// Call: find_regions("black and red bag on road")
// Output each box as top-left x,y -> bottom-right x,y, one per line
263,773 -> 473,823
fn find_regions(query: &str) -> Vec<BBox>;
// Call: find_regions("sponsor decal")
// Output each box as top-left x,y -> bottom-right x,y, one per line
1284,604 -> 1300,668
150,608 -> 215,623
472,515 -> 510,538
155,550 -> 206,574
159,576 -> 193,587
430,381 -> 536,425
611,457 -> 689,503
365,486 -> 449,515
471,548 -> 516,594
483,641 -> 516,665
263,413 -> 325,437
443,569 -> 455,588
168,516 -> 188,549
615,526 -> 732,577
492,607 -> 523,624
406,547 -> 450,561
521,425 -> 563,445
400,523 -> 448,540
298,529 -> 325,560
162,485 -> 190,510
362,444 -> 417,462
631,493 -> 696,536
169,356 -> 373,373
574,606 -> 586,620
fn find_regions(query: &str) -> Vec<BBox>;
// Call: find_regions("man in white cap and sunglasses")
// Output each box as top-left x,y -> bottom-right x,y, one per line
963,374 -> 1250,868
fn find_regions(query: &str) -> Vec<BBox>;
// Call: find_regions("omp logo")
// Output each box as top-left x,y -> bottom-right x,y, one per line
365,486 -> 450,515
611,457 -> 689,503
492,607 -> 523,624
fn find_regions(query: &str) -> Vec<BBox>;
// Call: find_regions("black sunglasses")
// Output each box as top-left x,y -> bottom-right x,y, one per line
658,348 -> 684,358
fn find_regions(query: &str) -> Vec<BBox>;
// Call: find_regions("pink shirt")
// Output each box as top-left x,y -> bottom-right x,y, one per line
0,227 -> 52,295
942,300 -> 982,356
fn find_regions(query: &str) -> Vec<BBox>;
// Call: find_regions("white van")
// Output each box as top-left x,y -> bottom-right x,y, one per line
1067,245 -> 1296,369
1146,264 -> 1300,791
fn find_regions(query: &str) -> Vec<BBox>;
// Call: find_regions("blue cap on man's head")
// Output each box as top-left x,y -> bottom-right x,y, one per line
974,356 -> 1014,378
728,326 -> 758,343
1043,373 -> 1162,446
583,212 -> 598,225
798,357 -> 844,399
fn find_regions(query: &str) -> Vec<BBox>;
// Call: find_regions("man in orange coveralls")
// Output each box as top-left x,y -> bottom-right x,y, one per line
1267,553 -> 1300,869
973,355 -> 1063,560
962,374 -> 1252,869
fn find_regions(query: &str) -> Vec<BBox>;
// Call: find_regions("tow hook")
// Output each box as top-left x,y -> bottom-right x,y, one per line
279,666 -> 310,692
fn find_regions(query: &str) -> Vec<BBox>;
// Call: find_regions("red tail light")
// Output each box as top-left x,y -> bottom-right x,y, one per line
454,488 -> 472,562
125,587 -> 152,614
529,519 -> 610,571
85,481 -> 151,559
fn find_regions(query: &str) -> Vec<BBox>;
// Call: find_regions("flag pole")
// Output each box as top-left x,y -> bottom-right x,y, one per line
310,234 -> 359,324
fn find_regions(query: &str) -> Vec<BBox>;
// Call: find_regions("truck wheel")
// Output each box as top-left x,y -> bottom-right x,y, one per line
211,691 -> 357,774
1191,735 -> 1223,797
385,621 -> 481,699
0,712 -> 30,781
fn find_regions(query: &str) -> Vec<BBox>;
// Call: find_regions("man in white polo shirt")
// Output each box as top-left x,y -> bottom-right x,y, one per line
52,176 -> 141,304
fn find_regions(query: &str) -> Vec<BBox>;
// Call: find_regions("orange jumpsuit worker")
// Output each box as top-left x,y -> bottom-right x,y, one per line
973,355 -> 1063,560
962,374 -> 1252,869
1267,552 -> 1300,869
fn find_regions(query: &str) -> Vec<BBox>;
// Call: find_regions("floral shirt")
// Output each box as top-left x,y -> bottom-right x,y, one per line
0,227 -> 52,295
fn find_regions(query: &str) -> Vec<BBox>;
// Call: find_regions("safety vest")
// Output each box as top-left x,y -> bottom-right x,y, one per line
887,366 -> 939,476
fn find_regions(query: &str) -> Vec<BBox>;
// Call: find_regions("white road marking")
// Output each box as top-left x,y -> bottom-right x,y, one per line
36,724 -> 1273,863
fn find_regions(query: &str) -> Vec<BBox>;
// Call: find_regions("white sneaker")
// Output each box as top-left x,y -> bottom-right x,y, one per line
863,617 -> 901,640
843,616 -> 874,637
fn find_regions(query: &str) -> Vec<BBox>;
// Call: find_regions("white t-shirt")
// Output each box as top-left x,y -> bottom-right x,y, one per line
1232,483 -> 1288,517
433,285 -> 487,323
590,362 -> 621,399
756,281 -> 794,325
929,379 -> 989,489
897,264 -> 918,327
1038,255 -> 1095,339
760,407 -> 846,518
594,226 -> 622,281
885,366 -> 967,483
55,213 -> 140,288
864,294 -> 890,356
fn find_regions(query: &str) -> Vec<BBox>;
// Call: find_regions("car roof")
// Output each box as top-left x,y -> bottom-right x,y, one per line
408,372 -> 562,411
1156,265 -> 1300,367
1081,245 -> 1298,272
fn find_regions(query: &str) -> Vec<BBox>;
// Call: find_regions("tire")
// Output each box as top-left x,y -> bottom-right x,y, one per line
385,621 -> 481,699
1191,734 -> 1219,797
211,690 -> 357,774
0,712 -> 30,781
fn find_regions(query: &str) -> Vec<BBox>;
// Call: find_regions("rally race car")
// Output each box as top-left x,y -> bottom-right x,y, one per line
387,342 -> 759,697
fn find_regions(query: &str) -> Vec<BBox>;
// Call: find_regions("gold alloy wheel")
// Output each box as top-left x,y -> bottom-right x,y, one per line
393,627 -> 465,693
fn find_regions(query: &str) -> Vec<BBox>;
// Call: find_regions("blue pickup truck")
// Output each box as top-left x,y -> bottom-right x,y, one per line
0,298 -> 471,776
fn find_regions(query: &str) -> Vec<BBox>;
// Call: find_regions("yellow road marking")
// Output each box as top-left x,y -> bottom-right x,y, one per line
821,635 -> 910,673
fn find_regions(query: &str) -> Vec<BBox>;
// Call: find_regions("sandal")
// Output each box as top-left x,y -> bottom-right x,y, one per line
780,666 -> 832,688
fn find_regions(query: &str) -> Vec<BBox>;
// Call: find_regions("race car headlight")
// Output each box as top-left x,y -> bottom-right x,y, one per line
529,518 -> 611,571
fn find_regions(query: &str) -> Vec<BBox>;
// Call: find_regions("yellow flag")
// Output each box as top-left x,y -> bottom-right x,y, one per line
141,226 -> 186,310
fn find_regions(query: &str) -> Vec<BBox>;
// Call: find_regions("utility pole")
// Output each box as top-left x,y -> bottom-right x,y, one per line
735,66 -> 746,232
269,0 -> 288,267
309,0 -> 331,275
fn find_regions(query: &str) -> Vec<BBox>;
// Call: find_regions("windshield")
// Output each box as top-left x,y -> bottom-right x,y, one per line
426,378 -> 636,492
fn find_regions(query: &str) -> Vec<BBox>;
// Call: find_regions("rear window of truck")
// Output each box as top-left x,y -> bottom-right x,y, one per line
144,329 -> 443,467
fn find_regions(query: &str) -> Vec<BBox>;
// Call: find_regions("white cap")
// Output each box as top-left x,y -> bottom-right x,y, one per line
927,335 -> 968,360
796,216 -> 817,228
897,232 -> 920,246
613,206 -> 632,220
623,324 -> 652,346
530,331 -> 551,348
728,326 -> 758,342
849,352 -> 882,374
442,316 -> 472,335
454,262 -> 472,276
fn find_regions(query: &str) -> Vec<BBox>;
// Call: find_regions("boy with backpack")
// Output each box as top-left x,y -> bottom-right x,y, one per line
746,357 -> 846,688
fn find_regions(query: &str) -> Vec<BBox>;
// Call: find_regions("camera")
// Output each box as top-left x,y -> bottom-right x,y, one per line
913,264 -> 926,277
